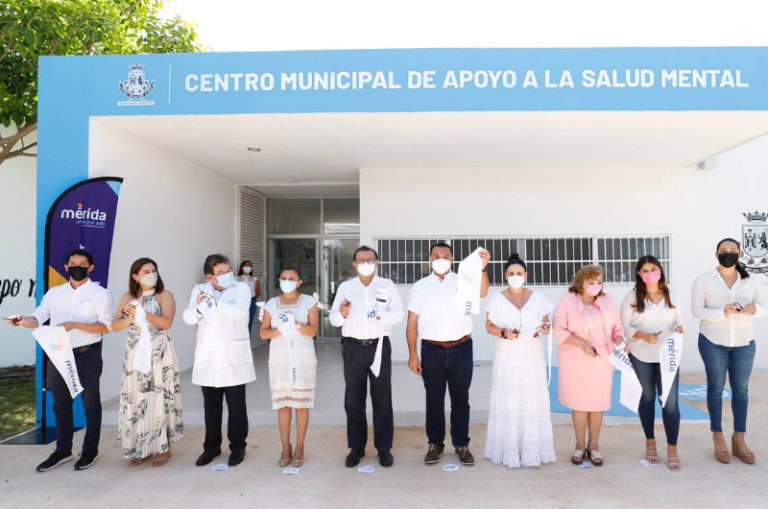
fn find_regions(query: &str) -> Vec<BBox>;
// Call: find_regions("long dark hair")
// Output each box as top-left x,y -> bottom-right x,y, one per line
633,255 -> 674,313
716,237 -> 750,279
128,257 -> 165,298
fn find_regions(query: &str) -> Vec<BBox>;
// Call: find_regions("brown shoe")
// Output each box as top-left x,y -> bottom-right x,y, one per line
455,447 -> 475,466
424,444 -> 444,464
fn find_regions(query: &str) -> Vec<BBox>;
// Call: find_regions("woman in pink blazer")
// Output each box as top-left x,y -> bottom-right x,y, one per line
553,264 -> 626,466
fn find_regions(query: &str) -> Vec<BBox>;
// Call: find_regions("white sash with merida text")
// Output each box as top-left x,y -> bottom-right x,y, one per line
276,311 -> 299,388
606,344 -> 642,411
457,247 -> 485,315
33,326 -> 84,398
659,332 -> 684,408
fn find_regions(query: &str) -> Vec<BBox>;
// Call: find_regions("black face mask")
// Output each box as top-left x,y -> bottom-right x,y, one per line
718,252 -> 739,268
67,266 -> 89,282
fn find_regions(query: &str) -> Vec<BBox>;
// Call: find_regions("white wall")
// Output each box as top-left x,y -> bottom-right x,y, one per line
360,134 -> 768,370
89,119 -> 237,401
0,127 -> 37,366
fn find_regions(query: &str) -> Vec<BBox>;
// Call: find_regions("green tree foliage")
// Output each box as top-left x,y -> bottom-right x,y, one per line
0,0 -> 203,165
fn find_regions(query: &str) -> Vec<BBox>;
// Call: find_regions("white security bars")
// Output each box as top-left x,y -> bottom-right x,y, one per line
374,236 -> 670,286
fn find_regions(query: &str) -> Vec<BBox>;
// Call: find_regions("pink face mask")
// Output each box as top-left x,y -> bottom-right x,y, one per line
640,270 -> 662,285
584,283 -> 602,297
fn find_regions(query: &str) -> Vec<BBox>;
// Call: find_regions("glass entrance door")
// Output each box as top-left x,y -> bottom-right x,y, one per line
270,238 -> 318,298
320,238 -> 358,338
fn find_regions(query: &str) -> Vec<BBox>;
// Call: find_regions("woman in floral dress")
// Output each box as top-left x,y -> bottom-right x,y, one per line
112,257 -> 183,467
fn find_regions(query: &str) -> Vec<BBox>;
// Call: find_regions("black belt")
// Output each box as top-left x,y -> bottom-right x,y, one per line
343,336 -> 387,346
72,342 -> 101,355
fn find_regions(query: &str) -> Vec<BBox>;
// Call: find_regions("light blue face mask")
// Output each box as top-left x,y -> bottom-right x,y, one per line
279,279 -> 298,294
216,271 -> 235,288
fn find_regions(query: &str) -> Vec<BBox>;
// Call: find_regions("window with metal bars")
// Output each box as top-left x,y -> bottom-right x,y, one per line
374,236 -> 670,286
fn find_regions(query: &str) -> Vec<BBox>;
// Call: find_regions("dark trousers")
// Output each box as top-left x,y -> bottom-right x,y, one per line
201,384 -> 248,453
421,338 -> 473,448
630,354 -> 680,445
342,337 -> 394,453
48,345 -> 103,454
698,334 -> 756,433
247,298 -> 257,335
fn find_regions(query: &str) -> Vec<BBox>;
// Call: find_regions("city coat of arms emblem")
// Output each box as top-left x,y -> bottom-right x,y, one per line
118,64 -> 155,106
741,211 -> 768,273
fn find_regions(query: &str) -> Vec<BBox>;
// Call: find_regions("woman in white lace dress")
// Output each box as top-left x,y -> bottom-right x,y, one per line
260,267 -> 319,467
483,254 -> 556,468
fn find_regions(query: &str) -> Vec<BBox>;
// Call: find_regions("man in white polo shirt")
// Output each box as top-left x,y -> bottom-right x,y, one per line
7,249 -> 113,472
330,245 -> 404,468
406,242 -> 490,466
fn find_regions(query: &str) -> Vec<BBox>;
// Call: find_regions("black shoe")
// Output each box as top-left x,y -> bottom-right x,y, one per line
378,450 -> 394,467
36,450 -> 73,472
195,449 -> 221,467
74,450 -> 98,471
345,448 -> 365,468
228,450 -> 246,467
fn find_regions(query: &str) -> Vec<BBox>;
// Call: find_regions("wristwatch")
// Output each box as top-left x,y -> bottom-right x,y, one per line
500,328 -> 507,339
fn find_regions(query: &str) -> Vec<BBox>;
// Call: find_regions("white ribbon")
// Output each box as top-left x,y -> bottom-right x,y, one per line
659,332 -> 684,408
456,247 -> 485,315
546,328 -> 554,387
606,344 -> 642,411
276,311 -> 299,388
369,288 -> 389,377
131,299 -> 152,375
33,326 -> 84,398
197,293 -> 221,373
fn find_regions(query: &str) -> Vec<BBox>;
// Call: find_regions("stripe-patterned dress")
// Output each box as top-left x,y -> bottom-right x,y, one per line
265,294 -> 318,409
118,290 -> 183,458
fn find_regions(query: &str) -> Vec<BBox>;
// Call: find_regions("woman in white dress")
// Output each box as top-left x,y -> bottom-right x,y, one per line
484,254 -> 556,468
259,267 -> 319,467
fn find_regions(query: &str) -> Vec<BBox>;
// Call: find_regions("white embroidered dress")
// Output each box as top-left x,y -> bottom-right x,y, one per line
483,290 -> 556,468
264,294 -> 318,409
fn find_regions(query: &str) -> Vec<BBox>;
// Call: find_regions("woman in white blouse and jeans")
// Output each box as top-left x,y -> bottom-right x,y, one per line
692,238 -> 766,464
621,255 -> 684,471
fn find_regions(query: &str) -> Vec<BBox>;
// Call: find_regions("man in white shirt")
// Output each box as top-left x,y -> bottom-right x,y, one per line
183,254 -> 256,468
329,245 -> 404,468
406,242 -> 490,466
7,249 -> 112,472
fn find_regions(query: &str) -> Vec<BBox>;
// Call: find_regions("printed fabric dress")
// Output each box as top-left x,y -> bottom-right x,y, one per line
265,294 -> 318,409
483,291 -> 557,468
118,290 -> 183,458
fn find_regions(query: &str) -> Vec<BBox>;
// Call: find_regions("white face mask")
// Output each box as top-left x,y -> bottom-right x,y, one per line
216,271 -> 235,288
507,275 -> 525,289
280,279 -> 298,294
432,258 -> 452,275
242,266 -> 252,274
139,272 -> 158,288
356,261 -> 376,277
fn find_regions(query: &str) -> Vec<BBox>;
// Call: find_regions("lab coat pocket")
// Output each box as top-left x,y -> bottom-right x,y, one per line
227,338 -> 252,365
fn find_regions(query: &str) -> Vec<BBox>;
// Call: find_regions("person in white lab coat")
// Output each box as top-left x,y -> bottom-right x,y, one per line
183,254 -> 256,467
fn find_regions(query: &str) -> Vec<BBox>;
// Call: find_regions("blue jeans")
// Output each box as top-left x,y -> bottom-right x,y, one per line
421,338 -> 473,448
698,334 -> 756,433
629,354 -> 680,445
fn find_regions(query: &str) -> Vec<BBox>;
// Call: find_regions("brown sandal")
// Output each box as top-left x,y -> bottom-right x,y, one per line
732,436 -> 756,465
570,449 -> 585,465
667,452 -> 681,471
645,443 -> 658,464
713,434 -> 730,464
151,451 -> 171,468
128,457 -> 148,467
587,449 -> 604,466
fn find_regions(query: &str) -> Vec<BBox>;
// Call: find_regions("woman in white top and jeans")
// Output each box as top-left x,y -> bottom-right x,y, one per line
621,255 -> 684,471
692,238 -> 766,464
